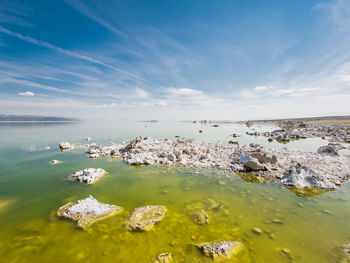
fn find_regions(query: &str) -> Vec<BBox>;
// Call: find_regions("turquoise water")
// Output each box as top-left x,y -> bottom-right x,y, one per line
0,120 -> 349,262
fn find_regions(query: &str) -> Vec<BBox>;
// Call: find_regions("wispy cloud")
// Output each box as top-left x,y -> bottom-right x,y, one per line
64,0 -> 126,37
315,0 -> 350,31
0,26 -> 155,85
0,75 -> 74,94
0,0 -> 36,27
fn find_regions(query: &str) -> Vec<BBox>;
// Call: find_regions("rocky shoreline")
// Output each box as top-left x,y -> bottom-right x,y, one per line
245,121 -> 350,144
85,136 -> 350,190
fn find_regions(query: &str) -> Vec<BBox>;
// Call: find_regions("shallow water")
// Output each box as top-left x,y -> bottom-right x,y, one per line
0,120 -> 349,262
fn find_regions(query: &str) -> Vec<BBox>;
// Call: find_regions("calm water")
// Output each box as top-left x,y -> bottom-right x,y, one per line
0,120 -> 349,262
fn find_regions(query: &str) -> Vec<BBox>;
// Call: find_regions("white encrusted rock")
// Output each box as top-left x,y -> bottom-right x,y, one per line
70,168 -> 107,184
57,195 -> 122,229
281,163 -> 337,189
59,142 -> 74,150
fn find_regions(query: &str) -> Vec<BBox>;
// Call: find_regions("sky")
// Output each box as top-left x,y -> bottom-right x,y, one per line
0,0 -> 350,120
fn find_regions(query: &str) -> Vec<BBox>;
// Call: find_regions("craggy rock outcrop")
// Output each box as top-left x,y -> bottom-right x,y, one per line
196,241 -> 243,260
86,137 -> 350,190
57,196 -> 122,229
126,205 -> 167,231
185,199 -> 221,225
70,168 -> 107,184
281,163 -> 340,189
152,253 -> 173,263
59,142 -> 74,150
317,145 -> 339,156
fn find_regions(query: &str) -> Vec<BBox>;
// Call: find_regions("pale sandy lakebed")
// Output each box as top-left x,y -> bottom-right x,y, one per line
0,120 -> 350,263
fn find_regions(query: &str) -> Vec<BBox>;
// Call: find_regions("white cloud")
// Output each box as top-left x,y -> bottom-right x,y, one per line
165,87 -> 202,96
157,100 -> 167,106
18,91 -> 34,96
340,75 -> 350,83
270,89 -> 295,96
134,87 -> 150,99
254,85 -> 272,90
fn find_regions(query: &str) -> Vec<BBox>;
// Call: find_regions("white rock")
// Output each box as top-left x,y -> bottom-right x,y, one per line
59,142 -> 74,150
49,160 -> 61,164
57,195 -> 122,229
281,163 -> 337,189
70,168 -> 107,184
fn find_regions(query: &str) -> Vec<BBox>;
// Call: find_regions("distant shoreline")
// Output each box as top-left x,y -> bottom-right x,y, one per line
0,115 -> 79,122
0,121 -> 80,123
190,115 -> 350,125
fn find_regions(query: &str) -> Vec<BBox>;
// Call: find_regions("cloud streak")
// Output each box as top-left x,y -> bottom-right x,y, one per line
0,26 -> 156,86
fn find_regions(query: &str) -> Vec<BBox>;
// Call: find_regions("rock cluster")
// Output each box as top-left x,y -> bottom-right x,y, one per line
57,196 -> 122,229
87,137 -> 350,190
126,205 -> 167,231
196,241 -> 243,260
258,123 -> 350,143
260,129 -> 305,142
70,168 -> 107,184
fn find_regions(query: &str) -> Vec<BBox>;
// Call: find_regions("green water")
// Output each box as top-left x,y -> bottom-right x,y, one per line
0,121 -> 350,262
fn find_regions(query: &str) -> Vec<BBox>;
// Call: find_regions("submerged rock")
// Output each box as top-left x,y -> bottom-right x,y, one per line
126,205 -> 167,231
251,227 -> 262,235
190,210 -> 209,225
59,142 -> 73,150
185,199 -> 221,225
341,244 -> 350,254
196,241 -> 243,260
0,199 -> 12,213
57,195 -> 122,229
70,168 -> 107,184
152,253 -> 173,263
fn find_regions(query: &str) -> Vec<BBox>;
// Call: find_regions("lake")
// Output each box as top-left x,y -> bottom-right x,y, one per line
0,120 -> 349,262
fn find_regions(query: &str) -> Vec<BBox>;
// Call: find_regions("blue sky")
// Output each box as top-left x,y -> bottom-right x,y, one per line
0,0 -> 350,120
